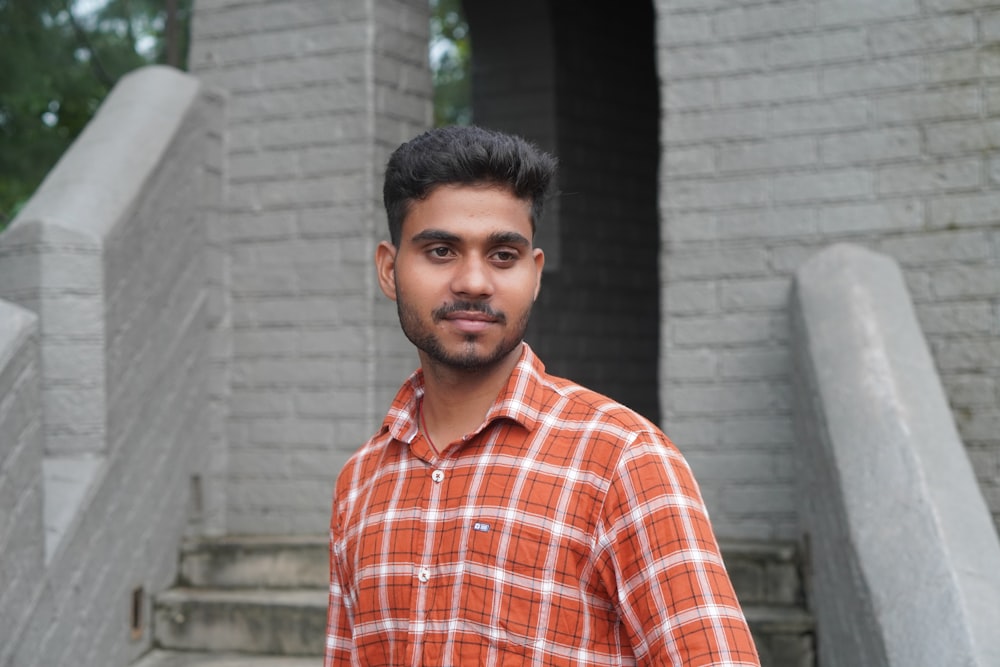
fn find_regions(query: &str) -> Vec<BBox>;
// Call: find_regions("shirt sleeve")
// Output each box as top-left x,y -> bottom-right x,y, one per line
324,502 -> 355,667
596,433 -> 761,667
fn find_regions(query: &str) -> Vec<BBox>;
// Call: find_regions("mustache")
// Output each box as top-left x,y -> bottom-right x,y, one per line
432,301 -> 506,324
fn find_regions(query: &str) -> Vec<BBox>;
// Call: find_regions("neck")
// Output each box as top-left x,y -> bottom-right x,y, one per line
418,343 -> 523,448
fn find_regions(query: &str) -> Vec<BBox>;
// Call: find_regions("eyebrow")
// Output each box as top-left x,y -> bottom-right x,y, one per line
409,229 -> 532,247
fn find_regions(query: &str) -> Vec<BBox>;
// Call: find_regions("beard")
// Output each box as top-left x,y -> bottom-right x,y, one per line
396,296 -> 532,371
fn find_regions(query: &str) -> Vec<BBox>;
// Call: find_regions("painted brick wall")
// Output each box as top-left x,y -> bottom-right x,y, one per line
655,0 -> 1000,539
0,304 -> 43,658
190,0 -> 428,535
0,67 -> 224,667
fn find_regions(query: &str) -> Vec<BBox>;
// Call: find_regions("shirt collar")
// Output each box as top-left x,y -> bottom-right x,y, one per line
381,342 -> 547,445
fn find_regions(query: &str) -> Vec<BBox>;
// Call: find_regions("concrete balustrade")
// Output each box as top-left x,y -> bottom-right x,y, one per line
0,66 -> 225,667
791,243 -> 1000,667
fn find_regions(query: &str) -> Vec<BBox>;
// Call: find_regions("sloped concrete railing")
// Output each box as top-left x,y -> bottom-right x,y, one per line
791,243 -> 1000,667
0,66 -> 225,667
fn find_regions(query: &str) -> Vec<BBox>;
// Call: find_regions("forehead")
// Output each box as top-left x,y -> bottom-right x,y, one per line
401,184 -> 533,239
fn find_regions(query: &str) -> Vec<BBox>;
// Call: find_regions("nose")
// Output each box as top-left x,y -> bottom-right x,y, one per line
450,254 -> 494,298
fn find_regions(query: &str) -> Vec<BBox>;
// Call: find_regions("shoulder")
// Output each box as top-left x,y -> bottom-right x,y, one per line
332,428 -> 395,507
542,371 -> 666,441
532,370 -> 681,469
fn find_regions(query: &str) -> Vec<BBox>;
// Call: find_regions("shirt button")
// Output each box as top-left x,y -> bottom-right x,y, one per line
431,470 -> 445,483
418,568 -> 430,583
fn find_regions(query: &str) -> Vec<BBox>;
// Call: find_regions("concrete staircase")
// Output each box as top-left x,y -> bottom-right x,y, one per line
133,536 -> 327,667
723,541 -> 815,667
133,537 -> 812,667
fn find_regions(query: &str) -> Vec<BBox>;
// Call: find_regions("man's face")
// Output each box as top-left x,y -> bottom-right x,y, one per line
376,184 -> 544,372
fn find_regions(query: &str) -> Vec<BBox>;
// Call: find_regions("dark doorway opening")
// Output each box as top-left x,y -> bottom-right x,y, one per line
464,0 -> 661,422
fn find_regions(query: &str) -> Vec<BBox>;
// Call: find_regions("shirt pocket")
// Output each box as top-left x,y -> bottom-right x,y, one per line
460,518 -> 551,646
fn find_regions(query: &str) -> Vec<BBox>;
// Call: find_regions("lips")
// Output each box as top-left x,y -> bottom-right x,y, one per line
442,310 -> 498,334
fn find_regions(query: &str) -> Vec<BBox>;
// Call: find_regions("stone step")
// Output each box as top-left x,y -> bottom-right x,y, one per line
744,605 -> 816,667
720,540 -> 803,606
132,650 -> 320,667
179,535 -> 327,589
155,536 -> 813,666
153,588 -> 327,656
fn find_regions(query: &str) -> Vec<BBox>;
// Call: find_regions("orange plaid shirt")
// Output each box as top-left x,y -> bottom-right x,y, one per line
325,343 -> 760,666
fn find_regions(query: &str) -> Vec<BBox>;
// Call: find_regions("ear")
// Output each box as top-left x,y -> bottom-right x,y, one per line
532,247 -> 545,300
375,240 -> 398,301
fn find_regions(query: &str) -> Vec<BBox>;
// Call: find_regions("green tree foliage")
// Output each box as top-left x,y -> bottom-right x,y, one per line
0,0 -> 192,227
430,0 -> 471,127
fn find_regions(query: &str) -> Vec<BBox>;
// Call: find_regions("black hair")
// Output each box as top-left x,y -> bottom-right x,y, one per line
383,125 -> 557,245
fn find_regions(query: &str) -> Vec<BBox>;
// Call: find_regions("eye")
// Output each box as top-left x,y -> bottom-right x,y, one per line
491,249 -> 518,265
428,246 -> 454,260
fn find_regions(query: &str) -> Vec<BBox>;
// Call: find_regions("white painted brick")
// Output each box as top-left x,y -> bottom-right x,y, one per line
720,416 -> 796,446
665,245 -> 771,280
659,417 -> 719,446
672,381 -> 790,414
721,482 -> 796,514
661,41 -> 769,77
663,79 -> 716,111
769,98 -> 870,134
664,348 -> 718,380
664,281 -> 718,314
917,302 -> 994,335
934,339 -> 1000,371
877,157 -> 981,196
870,15 -> 976,57
230,266 -> 297,296
959,409 -> 1000,441
246,417 -> 335,446
664,145 -> 716,178
714,2 -> 815,39
923,0 -> 986,11
770,242 -> 827,273
943,374 -> 999,407
874,86 -> 981,123
925,48 -> 979,84
929,192 -> 1000,227
229,150 -> 300,182
657,11 -> 714,45
817,0 -> 920,27
773,167 -> 873,203
768,28 -> 868,68
718,70 -> 820,106
233,296 -> 342,327
686,450 -> 780,482
720,278 -> 791,311
665,213 -> 719,243
984,10 -> 1000,41
818,199 -> 924,235
664,107 -> 768,143
717,207 -> 819,240
879,230 -> 993,265
229,389 -> 294,418
929,264 -> 1000,298
989,154 -> 1000,185
295,388 -> 367,417
672,314 -> 774,345
719,136 -> 818,173
232,358 -> 342,387
664,174 -> 769,209
822,55 -> 923,95
820,127 -> 921,165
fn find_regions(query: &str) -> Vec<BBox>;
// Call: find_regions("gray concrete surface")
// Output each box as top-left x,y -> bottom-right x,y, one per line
792,243 -> 1000,667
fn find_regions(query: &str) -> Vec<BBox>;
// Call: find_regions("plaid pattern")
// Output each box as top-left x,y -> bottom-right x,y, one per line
325,344 -> 760,666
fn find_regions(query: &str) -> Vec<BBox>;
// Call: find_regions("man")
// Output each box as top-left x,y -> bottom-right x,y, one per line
325,125 -> 760,666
